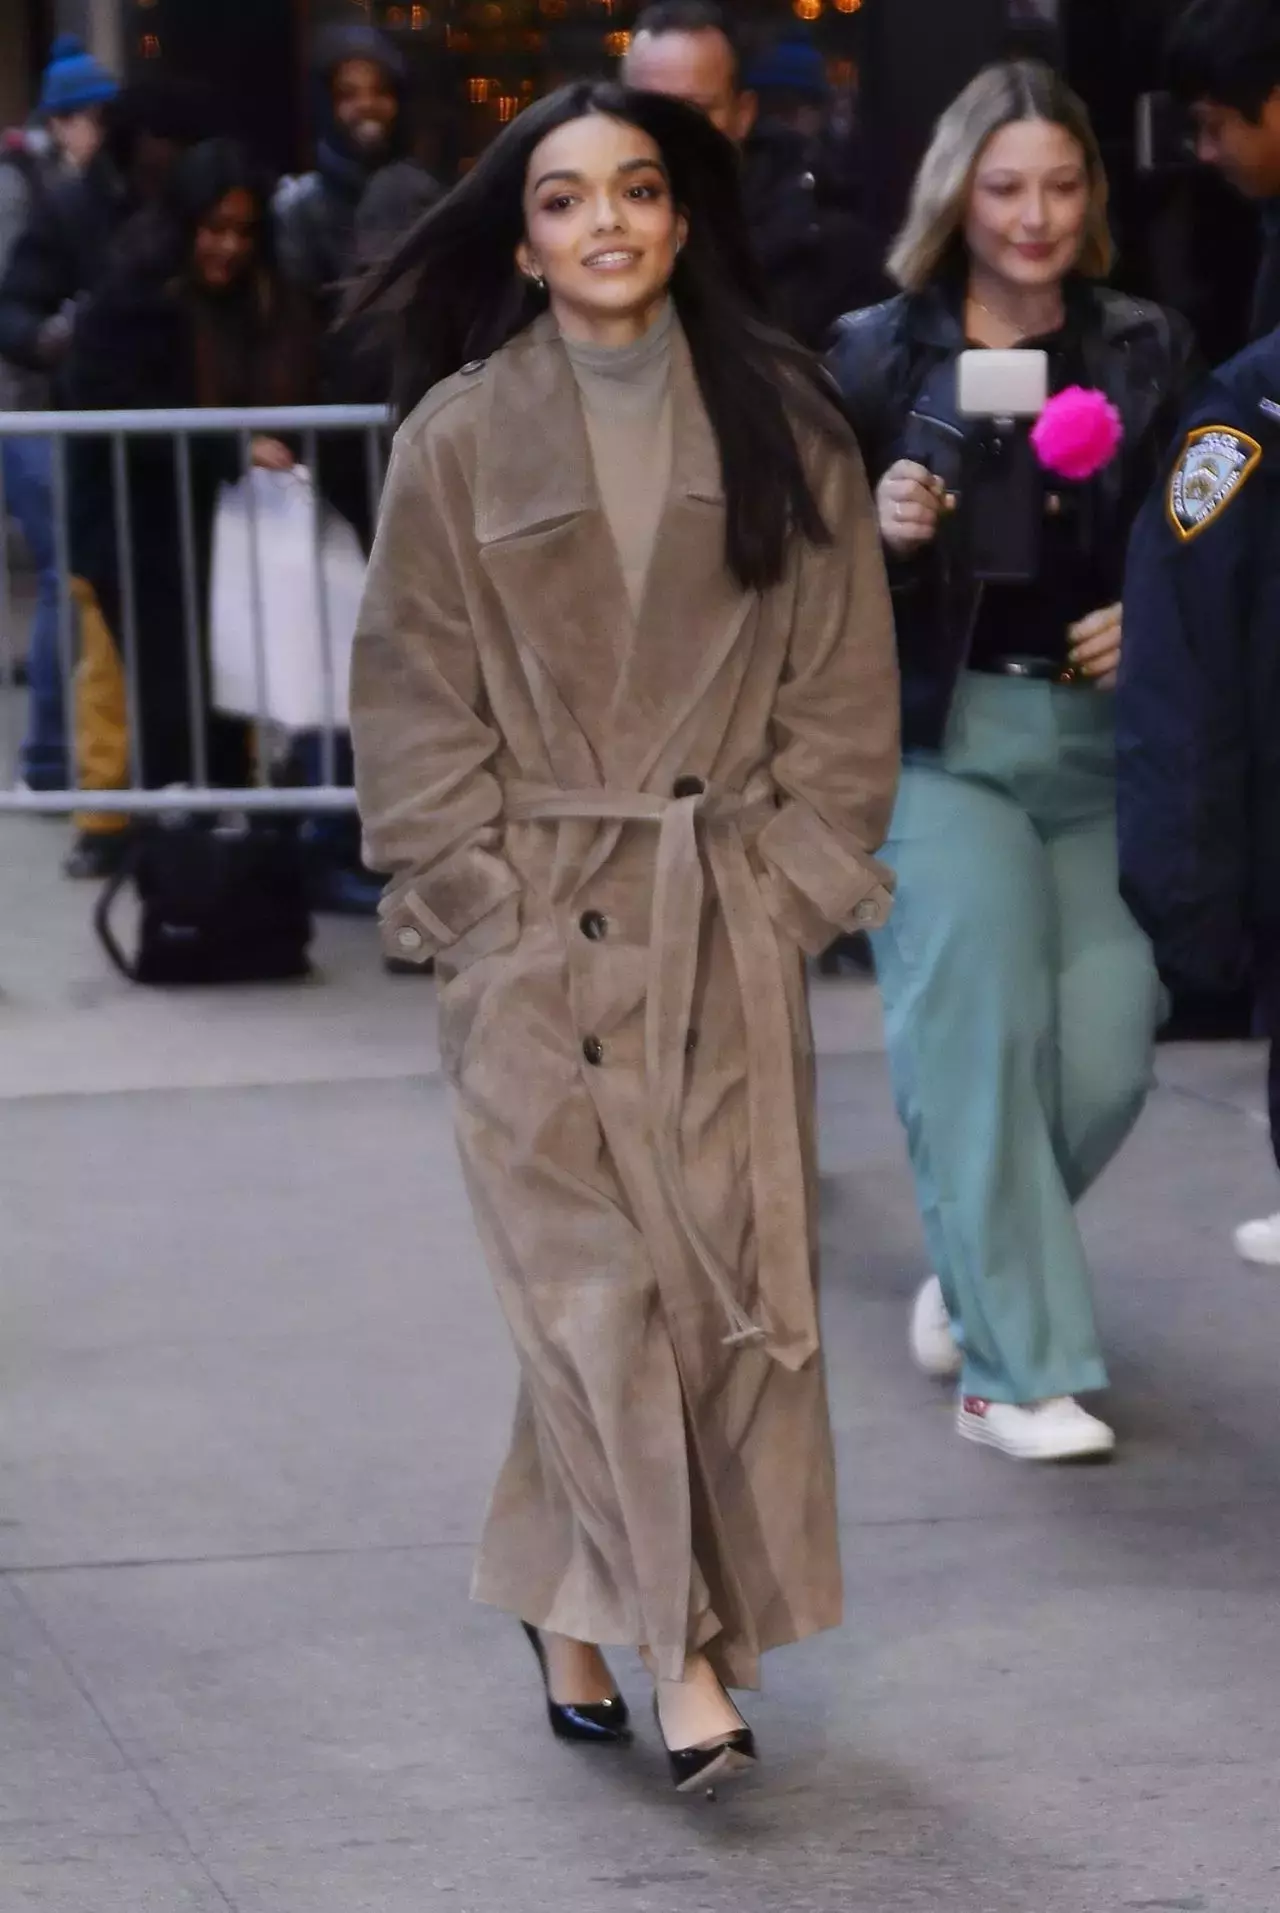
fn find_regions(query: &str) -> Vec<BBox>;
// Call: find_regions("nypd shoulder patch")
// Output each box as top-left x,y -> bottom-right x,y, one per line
1166,425 -> 1262,542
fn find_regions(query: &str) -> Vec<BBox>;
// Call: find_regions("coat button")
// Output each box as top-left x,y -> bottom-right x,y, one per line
672,774 -> 705,799
397,927 -> 424,952
685,1029 -> 699,1055
579,910 -> 607,942
582,1035 -> 604,1067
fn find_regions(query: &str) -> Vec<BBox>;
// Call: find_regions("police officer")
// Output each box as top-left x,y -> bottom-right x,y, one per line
1116,322 -> 1280,1263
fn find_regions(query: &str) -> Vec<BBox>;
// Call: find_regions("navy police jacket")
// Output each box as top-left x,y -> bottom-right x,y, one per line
1117,327 -> 1280,994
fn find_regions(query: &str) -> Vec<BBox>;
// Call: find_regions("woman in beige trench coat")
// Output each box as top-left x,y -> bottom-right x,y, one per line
350,81 -> 900,1792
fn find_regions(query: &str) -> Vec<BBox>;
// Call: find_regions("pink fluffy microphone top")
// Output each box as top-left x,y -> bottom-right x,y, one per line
1030,386 -> 1124,481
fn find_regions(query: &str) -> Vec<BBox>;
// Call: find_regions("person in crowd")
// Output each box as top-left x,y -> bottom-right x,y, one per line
275,22 -> 440,919
66,139 -> 315,793
0,76 -> 219,382
623,2 -> 888,347
350,82 -> 898,1788
0,36 -> 117,792
0,74 -> 222,875
741,31 -> 891,346
1166,0 -> 1280,341
343,160 -> 444,406
1117,325 -> 1280,1263
828,61 -> 1196,1462
275,21 -> 440,401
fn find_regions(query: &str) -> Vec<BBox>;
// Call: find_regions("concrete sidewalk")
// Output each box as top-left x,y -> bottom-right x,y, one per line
3,810 -> 1280,1912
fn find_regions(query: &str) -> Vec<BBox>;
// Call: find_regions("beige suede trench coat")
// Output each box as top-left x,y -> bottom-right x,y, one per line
351,310 -> 900,1688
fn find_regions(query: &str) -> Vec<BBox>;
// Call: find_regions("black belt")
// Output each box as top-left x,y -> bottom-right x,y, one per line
971,654 -> 1088,686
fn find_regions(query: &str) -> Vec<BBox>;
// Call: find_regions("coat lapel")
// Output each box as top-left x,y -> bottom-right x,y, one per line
474,313 -> 755,794
475,315 -> 626,783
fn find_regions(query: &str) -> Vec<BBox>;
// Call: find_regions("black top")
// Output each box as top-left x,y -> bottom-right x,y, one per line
827,281 -> 1199,748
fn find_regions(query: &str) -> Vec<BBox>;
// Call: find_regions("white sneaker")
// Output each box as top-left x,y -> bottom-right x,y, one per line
957,1395 -> 1115,1462
908,1275 -> 962,1379
1233,1212 -> 1280,1265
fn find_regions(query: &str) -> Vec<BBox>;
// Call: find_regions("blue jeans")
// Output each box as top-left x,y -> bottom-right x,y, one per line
4,437 -> 66,788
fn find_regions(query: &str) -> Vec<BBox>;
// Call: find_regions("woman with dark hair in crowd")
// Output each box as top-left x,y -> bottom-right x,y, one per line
828,63 -> 1195,1464
67,137 -> 316,790
350,81 -> 899,1788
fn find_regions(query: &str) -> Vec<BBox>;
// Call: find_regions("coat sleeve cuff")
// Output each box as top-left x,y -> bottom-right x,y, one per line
754,805 -> 894,956
377,848 -> 521,966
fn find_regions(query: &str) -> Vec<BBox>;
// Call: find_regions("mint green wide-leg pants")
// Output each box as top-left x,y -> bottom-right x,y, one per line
870,673 -> 1162,1405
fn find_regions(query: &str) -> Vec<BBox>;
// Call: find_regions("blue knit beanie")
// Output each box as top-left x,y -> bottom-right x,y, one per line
38,35 -> 119,118
745,34 -> 830,101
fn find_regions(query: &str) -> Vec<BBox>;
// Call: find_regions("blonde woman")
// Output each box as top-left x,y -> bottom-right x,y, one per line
828,61 -> 1196,1462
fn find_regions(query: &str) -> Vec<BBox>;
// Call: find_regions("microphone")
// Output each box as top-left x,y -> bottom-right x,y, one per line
954,348 -> 1049,583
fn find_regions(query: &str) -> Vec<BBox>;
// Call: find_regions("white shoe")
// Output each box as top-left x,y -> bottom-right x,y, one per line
957,1394 -> 1115,1463
1233,1212 -> 1280,1265
908,1275 -> 962,1379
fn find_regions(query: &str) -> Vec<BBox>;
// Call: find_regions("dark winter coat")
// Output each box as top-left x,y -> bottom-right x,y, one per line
1252,202 -> 1280,343
1117,326 -> 1280,995
66,246 -> 316,787
273,24 -> 440,400
742,121 -> 890,350
0,149 -> 128,378
827,278 -> 1198,749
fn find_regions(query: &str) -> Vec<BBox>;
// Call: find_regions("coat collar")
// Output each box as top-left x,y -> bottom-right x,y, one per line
472,308 -> 751,792
474,309 -> 723,546
905,273 -> 1156,355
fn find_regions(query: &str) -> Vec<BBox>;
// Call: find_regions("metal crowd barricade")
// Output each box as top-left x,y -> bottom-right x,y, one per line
0,404 -> 392,814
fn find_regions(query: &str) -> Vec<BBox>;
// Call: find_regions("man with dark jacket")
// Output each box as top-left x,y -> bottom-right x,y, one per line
1166,0 -> 1280,339
741,33 -> 890,350
274,26 -> 441,923
1116,325 -> 1280,1262
623,3 -> 888,348
274,22 -> 440,397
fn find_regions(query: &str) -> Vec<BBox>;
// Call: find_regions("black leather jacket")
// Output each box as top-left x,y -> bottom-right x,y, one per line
827,279 -> 1198,749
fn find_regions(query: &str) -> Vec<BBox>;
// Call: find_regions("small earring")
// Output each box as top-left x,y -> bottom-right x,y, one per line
527,268 -> 545,289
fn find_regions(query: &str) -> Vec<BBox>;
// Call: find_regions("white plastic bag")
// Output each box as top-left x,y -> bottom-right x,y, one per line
209,466 -> 365,733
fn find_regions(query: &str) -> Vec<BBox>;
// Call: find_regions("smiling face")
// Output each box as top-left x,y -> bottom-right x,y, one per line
332,56 -> 399,156
963,117 -> 1090,295
517,112 -> 687,345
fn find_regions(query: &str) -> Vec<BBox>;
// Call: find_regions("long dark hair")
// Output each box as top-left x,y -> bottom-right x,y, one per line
115,137 -> 279,286
353,82 -> 851,591
103,139 -> 310,408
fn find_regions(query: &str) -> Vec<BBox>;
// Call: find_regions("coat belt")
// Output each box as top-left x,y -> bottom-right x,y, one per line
505,778 -> 820,1372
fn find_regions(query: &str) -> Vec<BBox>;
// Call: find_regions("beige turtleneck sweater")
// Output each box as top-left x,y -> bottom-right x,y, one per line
563,300 -> 675,620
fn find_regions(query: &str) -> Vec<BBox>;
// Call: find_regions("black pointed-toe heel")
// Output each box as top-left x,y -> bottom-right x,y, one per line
652,1693 -> 759,1796
522,1622 -> 632,1744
